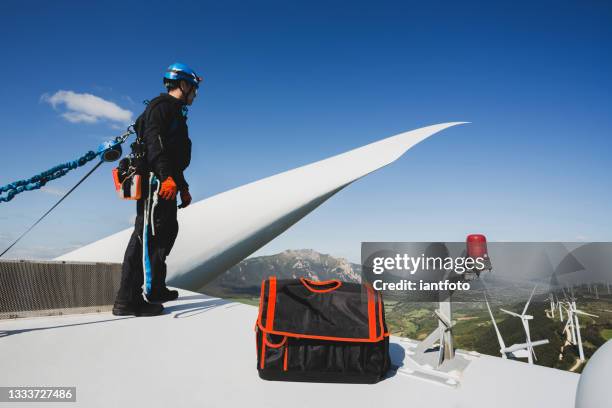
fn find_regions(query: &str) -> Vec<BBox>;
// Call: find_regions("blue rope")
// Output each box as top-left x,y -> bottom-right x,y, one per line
0,128 -> 133,203
0,151 -> 98,203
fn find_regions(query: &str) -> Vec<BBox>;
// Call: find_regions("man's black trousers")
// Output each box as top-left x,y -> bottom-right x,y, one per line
116,185 -> 179,303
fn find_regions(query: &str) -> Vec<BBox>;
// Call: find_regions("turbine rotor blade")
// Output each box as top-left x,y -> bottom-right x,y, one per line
54,122 -> 467,290
500,308 -> 523,318
531,339 -> 549,347
504,339 -> 548,353
575,310 -> 599,318
522,285 -> 538,316
484,293 -> 506,350
434,309 -> 452,329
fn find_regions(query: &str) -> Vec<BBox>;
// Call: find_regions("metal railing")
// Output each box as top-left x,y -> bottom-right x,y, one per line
0,260 -> 121,319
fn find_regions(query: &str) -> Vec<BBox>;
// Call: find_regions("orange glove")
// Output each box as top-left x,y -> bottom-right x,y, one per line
178,188 -> 192,209
159,177 -> 178,200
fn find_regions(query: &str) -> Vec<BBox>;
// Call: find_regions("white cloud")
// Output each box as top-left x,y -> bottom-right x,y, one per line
41,90 -> 133,125
62,112 -> 98,123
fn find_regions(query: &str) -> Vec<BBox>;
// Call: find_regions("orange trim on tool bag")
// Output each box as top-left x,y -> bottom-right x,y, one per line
366,284 -> 376,340
265,277 -> 277,331
259,333 -> 266,369
264,334 -> 287,348
283,345 -> 288,371
255,279 -> 266,331
256,322 -> 385,342
377,290 -> 384,338
256,320 -> 385,343
375,290 -> 390,337
299,277 -> 342,293
255,280 -> 386,342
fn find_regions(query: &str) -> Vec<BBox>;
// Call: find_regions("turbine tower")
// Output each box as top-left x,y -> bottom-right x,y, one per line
564,293 -> 599,362
561,302 -> 575,344
548,293 -> 556,319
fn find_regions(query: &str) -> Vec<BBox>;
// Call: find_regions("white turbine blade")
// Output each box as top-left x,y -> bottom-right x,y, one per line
434,309 -> 452,329
510,349 -> 530,359
529,339 -> 548,361
575,310 -> 599,318
522,285 -> 537,316
53,122 -> 465,290
500,308 -> 522,318
505,343 -> 529,353
523,319 -> 532,344
562,318 -> 571,333
531,339 -> 549,347
484,293 -> 506,350
505,339 -> 549,354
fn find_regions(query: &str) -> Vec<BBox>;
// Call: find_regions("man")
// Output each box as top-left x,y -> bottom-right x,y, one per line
113,62 -> 202,316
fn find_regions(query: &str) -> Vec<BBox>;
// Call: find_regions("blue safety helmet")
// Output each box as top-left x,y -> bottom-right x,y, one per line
163,62 -> 203,87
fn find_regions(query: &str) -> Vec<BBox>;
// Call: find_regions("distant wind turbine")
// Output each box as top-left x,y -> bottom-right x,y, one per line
499,286 -> 549,364
484,292 -> 548,362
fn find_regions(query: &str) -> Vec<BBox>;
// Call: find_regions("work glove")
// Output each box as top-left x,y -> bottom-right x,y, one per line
159,177 -> 178,200
178,188 -> 192,209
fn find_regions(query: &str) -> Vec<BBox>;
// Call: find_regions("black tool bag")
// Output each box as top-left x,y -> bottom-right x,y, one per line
255,277 -> 391,384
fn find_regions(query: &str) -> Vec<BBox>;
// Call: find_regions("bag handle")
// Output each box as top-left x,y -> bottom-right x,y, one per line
264,333 -> 287,348
300,277 -> 342,293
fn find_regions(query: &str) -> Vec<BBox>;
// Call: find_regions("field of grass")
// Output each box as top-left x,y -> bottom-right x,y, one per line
601,328 -> 612,340
384,297 -> 611,372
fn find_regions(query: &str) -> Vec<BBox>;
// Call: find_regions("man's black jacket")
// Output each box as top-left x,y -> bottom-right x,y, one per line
140,93 -> 191,191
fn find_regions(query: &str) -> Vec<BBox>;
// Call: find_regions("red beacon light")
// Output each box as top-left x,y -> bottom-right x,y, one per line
465,234 -> 492,278
466,234 -> 488,259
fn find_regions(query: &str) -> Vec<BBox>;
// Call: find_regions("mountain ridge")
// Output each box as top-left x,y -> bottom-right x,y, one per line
200,249 -> 361,297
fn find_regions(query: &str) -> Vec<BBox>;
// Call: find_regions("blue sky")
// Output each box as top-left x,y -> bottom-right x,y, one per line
0,1 -> 611,263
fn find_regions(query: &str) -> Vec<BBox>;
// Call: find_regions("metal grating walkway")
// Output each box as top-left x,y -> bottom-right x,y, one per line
0,260 -> 121,319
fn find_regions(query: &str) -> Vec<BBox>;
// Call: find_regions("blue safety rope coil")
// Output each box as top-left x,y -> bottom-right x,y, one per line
0,150 -> 98,203
0,127 -> 133,203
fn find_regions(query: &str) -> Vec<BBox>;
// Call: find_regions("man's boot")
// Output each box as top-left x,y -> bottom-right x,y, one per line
112,296 -> 164,316
144,287 -> 179,304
